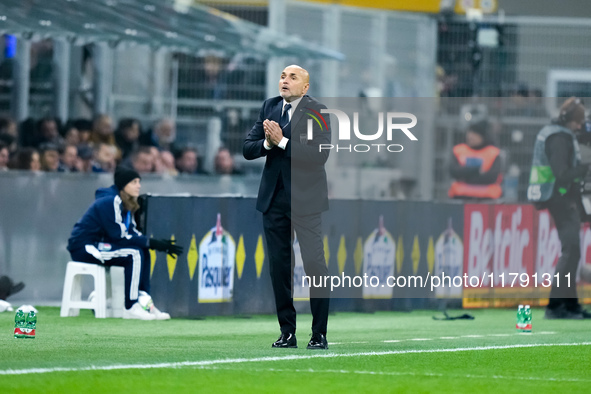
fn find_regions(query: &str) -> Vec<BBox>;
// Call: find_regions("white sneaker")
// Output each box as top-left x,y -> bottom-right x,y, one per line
138,290 -> 170,320
151,305 -> 171,320
123,302 -> 156,320
0,299 -> 12,313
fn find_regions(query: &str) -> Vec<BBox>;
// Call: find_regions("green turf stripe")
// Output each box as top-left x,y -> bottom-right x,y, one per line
199,366 -> 591,383
1,342 -> 589,376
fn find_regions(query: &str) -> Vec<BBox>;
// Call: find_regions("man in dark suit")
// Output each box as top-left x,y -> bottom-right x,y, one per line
243,65 -> 331,349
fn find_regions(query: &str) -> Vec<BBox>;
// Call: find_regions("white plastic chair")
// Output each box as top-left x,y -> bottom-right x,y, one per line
60,261 -> 125,318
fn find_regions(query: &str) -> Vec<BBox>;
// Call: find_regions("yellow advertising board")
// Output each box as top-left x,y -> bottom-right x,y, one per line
298,0 -> 497,14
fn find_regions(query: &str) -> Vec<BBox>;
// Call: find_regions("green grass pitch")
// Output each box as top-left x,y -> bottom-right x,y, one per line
0,307 -> 590,393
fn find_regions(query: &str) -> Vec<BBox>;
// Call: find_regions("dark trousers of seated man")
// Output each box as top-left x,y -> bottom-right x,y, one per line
70,245 -> 150,310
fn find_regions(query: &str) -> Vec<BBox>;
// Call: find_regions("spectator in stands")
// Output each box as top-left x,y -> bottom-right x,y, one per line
148,146 -> 165,175
0,142 -> 9,171
115,118 -> 141,160
62,123 -> 80,147
0,117 -> 18,143
72,118 -> 93,148
9,147 -> 41,171
203,54 -> 225,99
129,146 -> 154,174
140,118 -> 176,152
39,142 -> 60,172
91,142 -> 117,173
58,143 -> 79,172
19,118 -> 38,147
67,167 -> 182,320
214,147 -> 242,175
90,114 -> 117,152
448,119 -> 503,200
0,133 -> 17,159
36,117 -> 63,148
158,150 -> 178,177
77,145 -> 94,173
174,146 -> 203,175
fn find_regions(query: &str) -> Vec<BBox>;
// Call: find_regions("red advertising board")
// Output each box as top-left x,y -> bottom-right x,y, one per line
461,204 -> 591,307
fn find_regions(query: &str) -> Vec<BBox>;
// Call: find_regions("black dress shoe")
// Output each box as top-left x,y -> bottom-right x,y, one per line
307,333 -> 328,350
272,333 -> 297,348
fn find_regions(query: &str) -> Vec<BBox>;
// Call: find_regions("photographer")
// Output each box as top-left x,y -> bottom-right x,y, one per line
527,97 -> 591,319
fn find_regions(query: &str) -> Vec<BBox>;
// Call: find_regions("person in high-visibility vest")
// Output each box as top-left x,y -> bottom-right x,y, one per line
448,120 -> 503,200
527,97 -> 591,319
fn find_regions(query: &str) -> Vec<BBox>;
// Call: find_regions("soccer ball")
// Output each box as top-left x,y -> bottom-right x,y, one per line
138,291 -> 154,313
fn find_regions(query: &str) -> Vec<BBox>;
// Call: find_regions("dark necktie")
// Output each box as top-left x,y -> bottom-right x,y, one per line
280,103 -> 291,128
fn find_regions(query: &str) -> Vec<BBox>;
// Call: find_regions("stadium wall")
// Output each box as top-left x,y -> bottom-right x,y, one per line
145,196 -> 591,318
2,172 -> 590,315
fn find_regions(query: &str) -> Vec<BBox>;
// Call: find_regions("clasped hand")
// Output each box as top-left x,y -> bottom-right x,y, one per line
263,119 -> 283,146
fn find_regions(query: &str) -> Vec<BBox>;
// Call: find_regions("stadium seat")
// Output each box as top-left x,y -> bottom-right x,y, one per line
60,261 -> 125,318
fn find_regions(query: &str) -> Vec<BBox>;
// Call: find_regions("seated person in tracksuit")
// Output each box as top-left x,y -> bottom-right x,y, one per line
67,166 -> 183,320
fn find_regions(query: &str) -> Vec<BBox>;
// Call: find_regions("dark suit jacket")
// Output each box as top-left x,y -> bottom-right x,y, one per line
243,95 -> 331,215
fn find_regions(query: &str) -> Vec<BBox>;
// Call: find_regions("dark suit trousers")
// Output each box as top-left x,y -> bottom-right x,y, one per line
263,184 -> 330,335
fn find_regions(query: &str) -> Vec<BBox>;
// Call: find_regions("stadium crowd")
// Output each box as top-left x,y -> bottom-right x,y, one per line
0,115 -> 241,176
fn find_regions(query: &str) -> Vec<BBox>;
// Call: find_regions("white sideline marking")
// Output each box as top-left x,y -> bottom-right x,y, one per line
0,342 -> 589,376
328,341 -> 369,345
380,331 -> 557,344
200,366 -> 591,383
